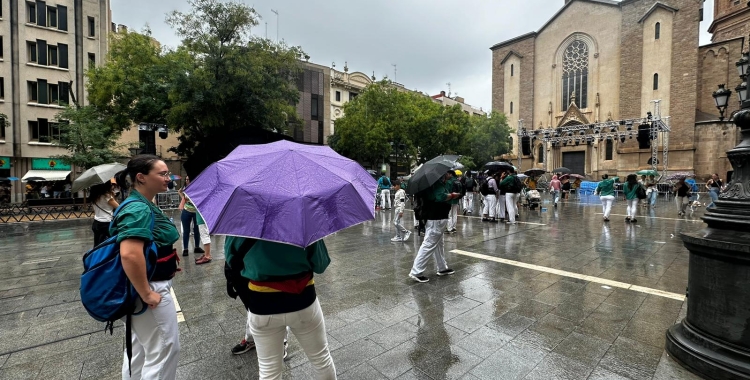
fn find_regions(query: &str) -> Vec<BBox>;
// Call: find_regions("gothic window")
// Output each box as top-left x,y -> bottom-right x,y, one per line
538,145 -> 544,163
653,73 -> 659,90
562,40 -> 589,109
511,64 -> 514,76
655,23 -> 660,39
605,138 -> 613,160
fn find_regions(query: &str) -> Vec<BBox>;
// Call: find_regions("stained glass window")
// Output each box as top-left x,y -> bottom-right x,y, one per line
562,40 -> 589,109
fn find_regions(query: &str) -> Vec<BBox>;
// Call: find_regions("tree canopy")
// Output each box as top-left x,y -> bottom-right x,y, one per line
330,81 -> 512,171
85,0 -> 305,158
52,105 -> 126,169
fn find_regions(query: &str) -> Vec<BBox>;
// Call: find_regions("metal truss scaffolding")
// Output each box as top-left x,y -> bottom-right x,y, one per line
515,104 -> 671,175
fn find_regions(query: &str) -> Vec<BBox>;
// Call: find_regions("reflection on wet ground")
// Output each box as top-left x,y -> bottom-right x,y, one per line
0,195 -> 705,379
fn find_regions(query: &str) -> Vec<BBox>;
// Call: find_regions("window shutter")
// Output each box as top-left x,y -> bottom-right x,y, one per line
58,43 -> 68,68
36,39 -> 47,65
38,79 -> 48,104
59,81 -> 69,105
36,1 -> 46,27
57,5 -> 67,31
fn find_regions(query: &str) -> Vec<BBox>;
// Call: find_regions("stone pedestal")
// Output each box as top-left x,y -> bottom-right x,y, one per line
666,229 -> 750,379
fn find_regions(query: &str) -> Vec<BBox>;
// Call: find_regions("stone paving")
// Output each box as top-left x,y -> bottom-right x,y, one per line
0,195 -> 707,379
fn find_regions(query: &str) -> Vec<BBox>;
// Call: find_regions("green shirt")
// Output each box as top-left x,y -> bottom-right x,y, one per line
595,177 -> 619,197
623,182 -> 640,200
196,211 -> 205,225
446,178 -> 460,205
110,189 -> 180,247
224,237 -> 330,282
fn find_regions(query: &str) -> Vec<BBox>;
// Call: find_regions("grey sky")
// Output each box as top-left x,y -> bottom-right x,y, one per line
112,0 -> 715,113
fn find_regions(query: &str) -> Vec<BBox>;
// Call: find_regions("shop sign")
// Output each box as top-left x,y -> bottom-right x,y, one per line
0,157 -> 9,169
31,158 -> 71,170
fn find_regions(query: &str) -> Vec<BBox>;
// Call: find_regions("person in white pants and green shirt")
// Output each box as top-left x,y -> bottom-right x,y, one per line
391,181 -> 411,242
595,174 -> 619,222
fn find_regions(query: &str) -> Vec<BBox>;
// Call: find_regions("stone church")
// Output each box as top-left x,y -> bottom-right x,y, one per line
491,0 -> 748,180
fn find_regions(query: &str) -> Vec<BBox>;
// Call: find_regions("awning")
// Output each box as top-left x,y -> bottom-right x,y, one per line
22,170 -> 71,182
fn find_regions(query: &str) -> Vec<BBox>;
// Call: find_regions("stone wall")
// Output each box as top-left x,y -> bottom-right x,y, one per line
491,35 -> 535,127
697,39 -> 744,119
693,121 -> 739,179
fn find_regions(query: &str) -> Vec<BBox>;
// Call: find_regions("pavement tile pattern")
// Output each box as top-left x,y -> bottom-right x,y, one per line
0,196 -> 707,379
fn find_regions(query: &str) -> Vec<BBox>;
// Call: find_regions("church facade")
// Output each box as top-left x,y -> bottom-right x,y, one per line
491,0 -> 744,180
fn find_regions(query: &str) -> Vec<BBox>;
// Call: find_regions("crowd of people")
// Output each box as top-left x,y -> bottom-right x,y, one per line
25,181 -> 73,199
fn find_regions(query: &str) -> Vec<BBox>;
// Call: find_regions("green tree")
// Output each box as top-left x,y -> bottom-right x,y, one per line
165,0 -> 304,156
52,105 -> 127,169
464,111 -> 513,167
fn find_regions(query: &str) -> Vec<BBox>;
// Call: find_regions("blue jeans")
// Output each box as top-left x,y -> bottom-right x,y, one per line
180,210 -> 200,250
708,188 -> 720,208
648,188 -> 658,207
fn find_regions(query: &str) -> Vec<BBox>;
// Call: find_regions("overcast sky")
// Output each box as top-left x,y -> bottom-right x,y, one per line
111,0 -> 715,112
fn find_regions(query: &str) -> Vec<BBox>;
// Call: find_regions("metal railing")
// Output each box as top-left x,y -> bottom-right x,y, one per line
0,202 -> 94,223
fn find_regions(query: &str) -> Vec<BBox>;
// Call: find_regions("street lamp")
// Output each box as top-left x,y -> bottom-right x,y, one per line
712,84 -> 732,121
736,79 -> 747,104
666,48 -> 750,379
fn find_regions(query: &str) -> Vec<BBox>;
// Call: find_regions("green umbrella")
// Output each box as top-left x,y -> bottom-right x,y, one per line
636,169 -> 658,176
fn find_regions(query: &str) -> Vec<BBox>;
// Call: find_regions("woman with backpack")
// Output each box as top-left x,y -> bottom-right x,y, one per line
90,181 -> 119,247
623,174 -> 641,223
113,155 -> 181,379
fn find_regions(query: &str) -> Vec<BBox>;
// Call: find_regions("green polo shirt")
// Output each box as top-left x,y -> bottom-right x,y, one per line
595,177 -> 619,197
110,189 -> 180,247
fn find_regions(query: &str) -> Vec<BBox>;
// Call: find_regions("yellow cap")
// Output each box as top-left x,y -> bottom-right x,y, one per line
454,169 -> 463,176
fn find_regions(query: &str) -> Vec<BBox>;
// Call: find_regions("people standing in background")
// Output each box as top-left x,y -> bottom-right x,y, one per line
645,175 -> 657,208
623,174 -> 641,223
378,173 -> 392,210
482,173 -> 498,222
90,182 -> 120,247
561,176 -> 571,200
549,175 -> 562,208
178,177 -> 204,257
446,170 -> 462,233
391,180 -> 411,242
462,172 -> 476,215
706,173 -> 724,209
674,177 -> 690,216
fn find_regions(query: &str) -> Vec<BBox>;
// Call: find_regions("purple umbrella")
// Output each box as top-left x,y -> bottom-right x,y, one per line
184,140 -> 377,247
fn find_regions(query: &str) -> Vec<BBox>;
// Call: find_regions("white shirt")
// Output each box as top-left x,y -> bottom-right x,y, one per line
93,196 -> 115,222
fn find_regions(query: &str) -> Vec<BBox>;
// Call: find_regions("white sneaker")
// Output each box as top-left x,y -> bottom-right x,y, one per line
390,236 -> 403,242
403,231 -> 411,241
283,340 -> 289,360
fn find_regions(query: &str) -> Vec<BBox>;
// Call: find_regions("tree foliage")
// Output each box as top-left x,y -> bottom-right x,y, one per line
85,0 -> 305,158
331,82 -> 512,171
52,106 -> 127,169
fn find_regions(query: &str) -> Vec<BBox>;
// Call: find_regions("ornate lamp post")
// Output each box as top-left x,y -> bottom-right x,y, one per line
665,49 -> 750,378
712,84 -> 732,121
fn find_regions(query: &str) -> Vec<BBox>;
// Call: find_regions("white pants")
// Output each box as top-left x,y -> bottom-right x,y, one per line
463,193 -> 474,212
676,196 -> 688,213
506,193 -> 519,222
245,311 -> 290,343
483,195 -> 497,217
380,189 -> 391,209
496,194 -> 506,220
626,199 -> 639,218
249,299 -> 336,380
394,214 -> 408,238
410,220 -> 449,276
600,195 -> 615,218
198,224 -> 210,245
122,280 -> 180,380
447,204 -> 459,231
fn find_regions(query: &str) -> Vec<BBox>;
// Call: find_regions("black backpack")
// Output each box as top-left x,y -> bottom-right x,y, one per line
452,180 -> 465,197
464,177 -> 475,190
479,179 -> 490,196
510,176 -> 523,193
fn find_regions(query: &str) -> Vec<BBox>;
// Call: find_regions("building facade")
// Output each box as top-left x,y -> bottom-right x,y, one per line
491,0 -> 742,179
431,90 -> 486,117
330,63 -> 373,138
0,0 -> 111,202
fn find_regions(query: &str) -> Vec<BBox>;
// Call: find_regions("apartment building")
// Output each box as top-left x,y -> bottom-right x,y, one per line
0,0 -> 110,202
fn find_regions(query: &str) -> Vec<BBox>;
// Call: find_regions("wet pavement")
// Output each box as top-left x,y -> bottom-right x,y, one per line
0,194 -> 707,379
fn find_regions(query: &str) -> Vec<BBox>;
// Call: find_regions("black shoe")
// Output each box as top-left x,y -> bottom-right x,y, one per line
194,247 -> 205,254
625,217 -> 631,223
631,219 -> 637,223
182,249 -> 189,256
409,274 -> 429,283
437,269 -> 455,276
231,339 -> 256,355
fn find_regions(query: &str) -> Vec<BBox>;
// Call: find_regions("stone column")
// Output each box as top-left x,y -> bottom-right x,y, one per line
665,96 -> 750,378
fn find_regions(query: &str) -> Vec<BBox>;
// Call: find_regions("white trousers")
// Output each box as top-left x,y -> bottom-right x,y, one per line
676,196 -> 688,213
245,311 -> 290,343
506,193 -> 519,223
496,194 -> 506,220
380,189 -> 391,209
122,280 -> 180,380
483,195 -> 496,217
410,220 -> 449,276
600,195 -> 615,218
394,214 -> 408,238
447,204 -> 459,231
463,193 -> 474,212
249,299 -> 336,380
626,199 -> 639,218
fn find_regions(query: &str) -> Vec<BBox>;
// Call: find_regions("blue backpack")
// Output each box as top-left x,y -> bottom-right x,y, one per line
79,199 -> 157,373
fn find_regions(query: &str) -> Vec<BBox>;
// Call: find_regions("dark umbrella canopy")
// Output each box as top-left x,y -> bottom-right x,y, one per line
406,155 -> 460,195
25,177 -> 46,182
524,169 -> 546,177
553,167 -> 572,174
484,161 -> 514,173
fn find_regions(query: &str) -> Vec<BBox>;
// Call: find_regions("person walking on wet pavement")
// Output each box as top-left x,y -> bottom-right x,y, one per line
706,173 -> 724,208
595,174 -> 618,222
496,172 -> 507,223
481,173 -> 498,222
446,169 -> 462,233
409,170 -> 460,283
674,177 -> 690,216
499,169 -> 522,225
550,175 -> 562,207
645,174 -> 658,208
391,180 -> 411,242
462,172 -> 476,214
623,174 -> 641,223
378,172 -> 392,210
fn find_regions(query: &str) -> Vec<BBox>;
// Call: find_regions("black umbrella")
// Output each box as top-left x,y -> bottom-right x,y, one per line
484,161 -> 514,173
524,169 -> 546,177
552,167 -> 571,174
406,155 -> 460,195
